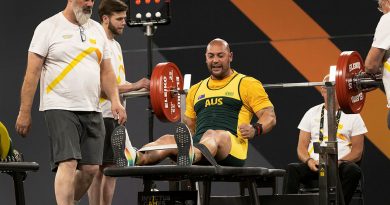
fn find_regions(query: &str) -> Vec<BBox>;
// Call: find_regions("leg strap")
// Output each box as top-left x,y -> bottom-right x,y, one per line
193,144 -> 220,169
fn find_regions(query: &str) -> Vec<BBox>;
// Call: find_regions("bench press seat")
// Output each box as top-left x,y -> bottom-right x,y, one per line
0,162 -> 40,205
104,165 -> 284,205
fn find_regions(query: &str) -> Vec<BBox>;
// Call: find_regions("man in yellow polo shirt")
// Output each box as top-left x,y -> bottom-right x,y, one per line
113,38 -> 276,167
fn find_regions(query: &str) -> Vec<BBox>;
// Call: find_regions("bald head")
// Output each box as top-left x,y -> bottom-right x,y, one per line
206,38 -> 231,53
205,38 -> 233,80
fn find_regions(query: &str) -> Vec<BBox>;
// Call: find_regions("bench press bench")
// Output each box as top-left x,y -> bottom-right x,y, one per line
104,165 -> 285,205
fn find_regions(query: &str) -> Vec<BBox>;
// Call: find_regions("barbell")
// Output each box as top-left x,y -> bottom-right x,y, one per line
123,51 -> 383,122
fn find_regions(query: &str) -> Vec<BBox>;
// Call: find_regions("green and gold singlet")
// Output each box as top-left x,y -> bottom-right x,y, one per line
185,70 -> 273,165
193,73 -> 249,141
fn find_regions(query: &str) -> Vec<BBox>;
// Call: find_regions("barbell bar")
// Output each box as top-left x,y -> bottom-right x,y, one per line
123,78 -> 380,96
262,78 -> 381,89
123,84 -> 189,99
122,90 -> 150,99
122,51 -> 383,122
262,82 -> 327,89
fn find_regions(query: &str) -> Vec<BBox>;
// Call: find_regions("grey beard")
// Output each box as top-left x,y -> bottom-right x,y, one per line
73,6 -> 91,25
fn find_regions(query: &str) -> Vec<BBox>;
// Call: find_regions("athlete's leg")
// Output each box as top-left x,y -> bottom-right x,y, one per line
196,129 -> 232,162
137,134 -> 178,165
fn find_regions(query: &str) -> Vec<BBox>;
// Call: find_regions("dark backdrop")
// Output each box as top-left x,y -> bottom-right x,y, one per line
0,0 -> 389,204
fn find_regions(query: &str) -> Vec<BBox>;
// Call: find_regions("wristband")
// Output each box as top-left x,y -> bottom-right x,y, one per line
305,157 -> 313,165
251,123 -> 263,137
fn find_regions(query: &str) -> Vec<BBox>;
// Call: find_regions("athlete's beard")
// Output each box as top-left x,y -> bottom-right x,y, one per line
72,3 -> 92,25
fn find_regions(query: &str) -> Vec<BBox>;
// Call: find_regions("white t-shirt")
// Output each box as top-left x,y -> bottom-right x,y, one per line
29,12 -> 111,111
100,39 -> 126,118
298,104 -> 368,161
372,12 -> 390,108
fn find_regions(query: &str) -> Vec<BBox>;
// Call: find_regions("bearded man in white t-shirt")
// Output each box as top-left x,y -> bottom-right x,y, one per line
365,0 -> 390,129
15,0 -> 127,204
283,75 -> 367,205
87,1 -> 150,205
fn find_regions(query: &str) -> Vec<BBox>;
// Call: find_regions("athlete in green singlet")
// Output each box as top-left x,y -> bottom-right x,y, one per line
113,38 -> 276,167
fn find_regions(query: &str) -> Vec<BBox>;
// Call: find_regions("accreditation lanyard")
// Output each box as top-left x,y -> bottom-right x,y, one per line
319,105 -> 341,142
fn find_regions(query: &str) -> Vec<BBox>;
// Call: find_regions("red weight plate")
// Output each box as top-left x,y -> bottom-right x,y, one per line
150,62 -> 183,122
335,52 -> 349,112
335,51 -> 365,114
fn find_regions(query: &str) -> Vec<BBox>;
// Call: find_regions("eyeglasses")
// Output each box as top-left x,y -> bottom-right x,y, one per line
79,26 -> 86,42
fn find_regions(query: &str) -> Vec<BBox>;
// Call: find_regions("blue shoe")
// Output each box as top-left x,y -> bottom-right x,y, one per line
174,123 -> 194,166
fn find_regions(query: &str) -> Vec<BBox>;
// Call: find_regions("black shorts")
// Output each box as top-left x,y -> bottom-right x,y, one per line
218,154 -> 245,167
102,118 -> 119,164
44,110 -> 105,171
194,153 -> 245,167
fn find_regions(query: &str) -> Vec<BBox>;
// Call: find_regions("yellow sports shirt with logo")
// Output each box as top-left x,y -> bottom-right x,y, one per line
185,70 -> 273,159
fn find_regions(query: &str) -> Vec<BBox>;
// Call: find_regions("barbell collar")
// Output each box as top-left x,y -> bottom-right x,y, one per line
356,78 -> 383,85
353,77 -> 383,91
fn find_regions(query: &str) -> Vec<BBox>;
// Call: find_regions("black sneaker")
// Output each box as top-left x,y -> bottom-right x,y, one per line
174,123 -> 194,166
111,125 -> 127,167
